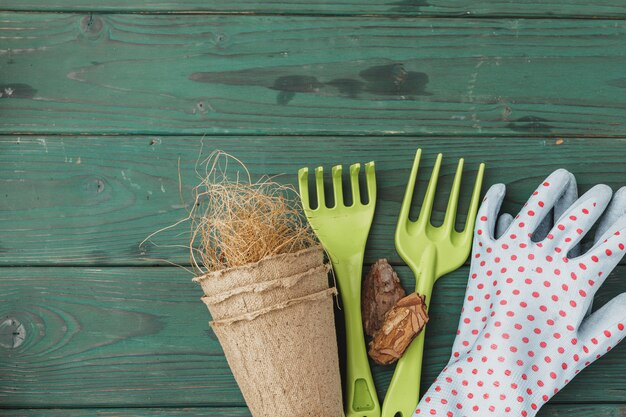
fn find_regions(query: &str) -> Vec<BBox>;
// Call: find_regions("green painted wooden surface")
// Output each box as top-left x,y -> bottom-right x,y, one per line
2,1 -> 626,18
6,405 -> 626,417
7,405 -> 626,417
1,266 -> 625,408
2,1 -> 626,415
1,135 -> 625,266
2,14 -> 626,137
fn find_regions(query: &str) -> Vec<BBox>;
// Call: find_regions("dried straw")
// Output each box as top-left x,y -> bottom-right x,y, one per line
142,150 -> 316,275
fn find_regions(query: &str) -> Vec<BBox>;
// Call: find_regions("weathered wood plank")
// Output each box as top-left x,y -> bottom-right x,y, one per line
1,136 -> 625,266
2,14 -> 626,136
1,266 -> 624,407
4,408 -> 253,417
2,0 -> 626,18
4,404 -> 626,417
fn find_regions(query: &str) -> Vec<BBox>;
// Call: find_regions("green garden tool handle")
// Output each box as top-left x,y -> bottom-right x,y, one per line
382,255 -> 437,417
333,256 -> 381,417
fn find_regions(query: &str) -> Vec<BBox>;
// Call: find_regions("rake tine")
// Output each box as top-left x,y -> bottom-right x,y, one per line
349,163 -> 361,206
365,161 -> 376,206
418,153 -> 443,226
462,163 -> 486,239
298,167 -> 310,209
331,165 -> 344,207
443,158 -> 464,233
399,149 -> 422,223
315,166 -> 326,209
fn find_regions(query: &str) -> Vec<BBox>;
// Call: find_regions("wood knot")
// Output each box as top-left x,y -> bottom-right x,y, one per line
94,178 -> 105,193
80,14 -> 103,36
213,32 -> 229,48
81,177 -> 107,195
0,317 -> 26,349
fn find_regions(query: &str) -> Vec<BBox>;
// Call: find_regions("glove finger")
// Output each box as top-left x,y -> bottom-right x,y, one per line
532,172 -> 580,252
541,184 -> 612,254
554,171 -> 579,219
576,293 -> 626,367
475,183 -> 506,243
595,186 -> 626,242
450,184 -> 508,358
583,187 -> 626,317
579,213 -> 626,288
565,214 -> 626,325
450,188 -> 507,360
510,169 -> 575,238
495,213 -> 514,239
533,171 -> 578,243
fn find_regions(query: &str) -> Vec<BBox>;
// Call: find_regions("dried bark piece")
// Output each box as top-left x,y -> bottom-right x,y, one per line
362,259 -> 406,337
368,292 -> 429,365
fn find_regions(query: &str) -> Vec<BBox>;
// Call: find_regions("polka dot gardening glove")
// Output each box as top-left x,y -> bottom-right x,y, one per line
414,169 -> 626,417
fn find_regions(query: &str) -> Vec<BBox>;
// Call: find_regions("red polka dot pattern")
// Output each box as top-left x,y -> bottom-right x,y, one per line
413,171 -> 626,417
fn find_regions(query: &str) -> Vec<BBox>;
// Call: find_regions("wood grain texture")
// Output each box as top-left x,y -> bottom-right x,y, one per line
2,0 -> 626,18
4,405 -> 626,417
1,266 -> 624,407
1,135 -> 625,266
2,14 -> 626,136
5,408 -> 254,417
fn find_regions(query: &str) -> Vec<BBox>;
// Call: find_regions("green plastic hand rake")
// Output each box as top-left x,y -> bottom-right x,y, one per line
381,150 -> 484,417
298,162 -> 380,417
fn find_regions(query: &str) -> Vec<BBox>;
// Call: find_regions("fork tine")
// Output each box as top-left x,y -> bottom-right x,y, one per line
418,153 -> 443,225
443,158 -> 464,233
331,165 -> 343,207
349,163 -> 361,205
462,163 -> 485,237
298,167 -> 310,209
365,161 -> 376,206
399,149 -> 422,222
315,166 -> 326,209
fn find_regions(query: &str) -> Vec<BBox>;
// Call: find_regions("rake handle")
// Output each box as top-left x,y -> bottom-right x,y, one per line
333,255 -> 381,417
382,251 -> 437,417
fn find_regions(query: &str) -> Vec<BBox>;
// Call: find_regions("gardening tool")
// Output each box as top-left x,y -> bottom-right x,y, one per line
298,162 -> 380,417
381,150 -> 484,417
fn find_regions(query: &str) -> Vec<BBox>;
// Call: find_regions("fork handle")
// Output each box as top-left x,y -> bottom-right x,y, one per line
333,256 -> 381,417
381,253 -> 437,417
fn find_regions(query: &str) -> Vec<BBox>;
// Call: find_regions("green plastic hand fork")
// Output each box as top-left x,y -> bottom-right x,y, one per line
298,162 -> 380,417
381,150 -> 484,417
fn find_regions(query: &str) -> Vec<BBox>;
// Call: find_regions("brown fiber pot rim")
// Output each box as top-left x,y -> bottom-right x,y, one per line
192,244 -> 324,296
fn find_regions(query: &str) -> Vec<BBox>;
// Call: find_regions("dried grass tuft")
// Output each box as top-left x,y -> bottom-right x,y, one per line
142,149 -> 316,275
